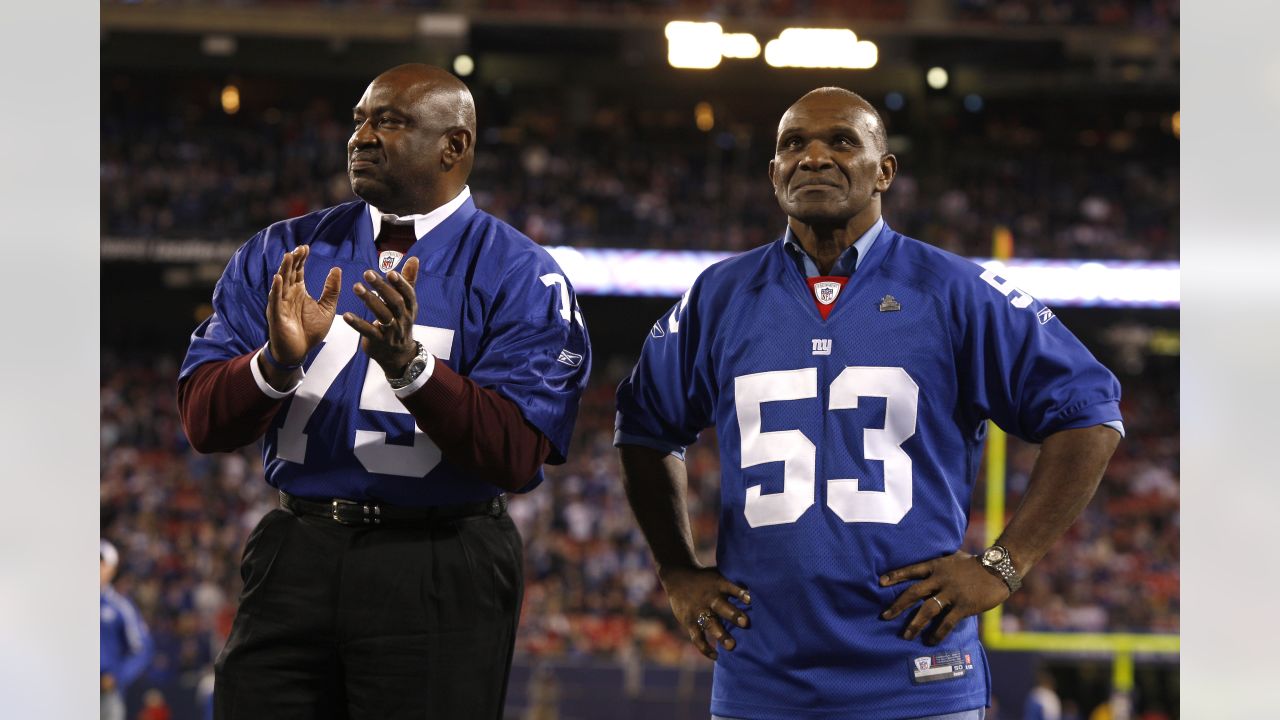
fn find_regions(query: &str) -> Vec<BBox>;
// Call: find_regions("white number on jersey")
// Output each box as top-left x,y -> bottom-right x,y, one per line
276,318 -> 455,477
539,272 -> 585,326
667,289 -> 691,334
979,267 -> 1035,309
735,366 -> 920,528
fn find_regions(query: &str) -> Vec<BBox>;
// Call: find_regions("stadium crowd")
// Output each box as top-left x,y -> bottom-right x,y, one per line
101,81 -> 1178,261
103,0 -> 1179,30
101,325 -> 1178,683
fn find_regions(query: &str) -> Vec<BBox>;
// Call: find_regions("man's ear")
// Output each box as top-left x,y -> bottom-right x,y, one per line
876,154 -> 898,193
442,127 -> 473,171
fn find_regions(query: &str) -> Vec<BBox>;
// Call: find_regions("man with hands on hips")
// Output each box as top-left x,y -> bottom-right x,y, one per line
178,64 -> 590,719
615,87 -> 1121,719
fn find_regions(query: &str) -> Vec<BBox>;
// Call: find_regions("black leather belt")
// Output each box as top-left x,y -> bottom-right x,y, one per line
279,490 -> 506,527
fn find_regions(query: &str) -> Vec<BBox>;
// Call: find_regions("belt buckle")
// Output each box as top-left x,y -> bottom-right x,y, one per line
331,498 -> 382,526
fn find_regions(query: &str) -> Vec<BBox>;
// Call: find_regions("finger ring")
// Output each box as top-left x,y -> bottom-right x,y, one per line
695,611 -> 713,629
932,596 -> 946,610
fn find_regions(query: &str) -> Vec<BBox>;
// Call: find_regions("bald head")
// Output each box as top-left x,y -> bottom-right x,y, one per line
348,64 -> 477,215
779,87 -> 887,154
375,63 -> 476,137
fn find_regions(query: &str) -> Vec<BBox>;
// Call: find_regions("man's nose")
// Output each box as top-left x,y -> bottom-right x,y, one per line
349,120 -> 377,149
798,141 -> 834,171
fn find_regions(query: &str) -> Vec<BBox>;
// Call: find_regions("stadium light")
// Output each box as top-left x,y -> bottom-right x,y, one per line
694,102 -> 715,131
665,21 -> 724,69
221,84 -> 240,115
720,33 -> 761,59
763,28 -> 878,70
452,54 -> 475,77
926,66 -> 949,90
666,22 -> 876,70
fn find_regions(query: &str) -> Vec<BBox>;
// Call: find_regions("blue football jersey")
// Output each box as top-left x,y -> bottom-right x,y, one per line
101,586 -> 153,688
180,197 -> 591,505
615,225 -> 1121,719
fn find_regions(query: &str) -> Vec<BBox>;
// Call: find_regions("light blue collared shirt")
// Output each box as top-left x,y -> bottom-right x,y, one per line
782,216 -> 884,278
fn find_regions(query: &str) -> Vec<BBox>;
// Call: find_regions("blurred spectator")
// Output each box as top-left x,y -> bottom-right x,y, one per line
101,539 -> 155,720
1025,669 -> 1062,720
139,689 -> 174,720
101,77 -> 1178,261
102,0 -> 1176,29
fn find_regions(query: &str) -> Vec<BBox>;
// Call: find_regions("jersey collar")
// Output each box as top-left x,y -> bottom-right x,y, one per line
368,185 -> 473,242
782,216 -> 884,279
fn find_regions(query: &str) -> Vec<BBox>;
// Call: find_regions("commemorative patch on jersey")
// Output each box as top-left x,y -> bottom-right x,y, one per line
378,250 -> 404,273
910,649 -> 974,684
805,276 -> 849,320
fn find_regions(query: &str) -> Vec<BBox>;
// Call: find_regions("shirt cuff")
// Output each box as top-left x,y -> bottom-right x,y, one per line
392,352 -> 436,398
250,347 -> 304,399
613,430 -> 687,461
1101,420 -> 1126,438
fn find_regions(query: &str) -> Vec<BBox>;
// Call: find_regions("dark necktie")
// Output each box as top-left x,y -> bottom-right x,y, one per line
378,219 -> 418,254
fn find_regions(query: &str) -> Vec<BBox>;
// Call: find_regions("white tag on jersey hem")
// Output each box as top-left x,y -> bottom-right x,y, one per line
910,649 -> 974,684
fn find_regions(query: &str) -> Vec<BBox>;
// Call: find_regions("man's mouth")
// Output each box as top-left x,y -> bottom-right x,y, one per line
794,177 -> 841,190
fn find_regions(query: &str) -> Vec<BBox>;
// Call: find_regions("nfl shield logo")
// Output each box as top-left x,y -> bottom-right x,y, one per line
814,281 -> 841,306
914,657 -> 932,671
379,250 -> 403,273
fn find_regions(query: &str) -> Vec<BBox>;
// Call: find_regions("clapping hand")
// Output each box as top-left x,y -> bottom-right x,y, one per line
343,257 -> 421,378
263,246 -> 342,385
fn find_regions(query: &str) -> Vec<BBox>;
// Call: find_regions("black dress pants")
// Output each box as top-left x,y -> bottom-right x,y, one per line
214,506 -> 524,719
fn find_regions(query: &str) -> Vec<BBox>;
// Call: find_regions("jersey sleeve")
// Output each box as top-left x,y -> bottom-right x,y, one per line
614,281 -> 716,458
463,252 -> 591,465
956,266 -> 1123,443
114,595 -> 154,688
178,231 -> 274,383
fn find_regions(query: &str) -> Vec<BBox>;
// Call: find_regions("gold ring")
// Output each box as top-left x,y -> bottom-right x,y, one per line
695,611 -> 713,629
932,596 -> 946,610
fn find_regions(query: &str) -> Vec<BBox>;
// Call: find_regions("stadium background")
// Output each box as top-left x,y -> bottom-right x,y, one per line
100,1 -> 1179,718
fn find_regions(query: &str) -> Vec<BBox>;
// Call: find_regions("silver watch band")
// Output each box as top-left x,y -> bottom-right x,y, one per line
388,342 -> 429,390
980,545 -> 1023,593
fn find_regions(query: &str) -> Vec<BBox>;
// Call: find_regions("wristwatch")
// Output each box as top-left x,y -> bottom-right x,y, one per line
978,545 -> 1022,593
387,341 -> 430,390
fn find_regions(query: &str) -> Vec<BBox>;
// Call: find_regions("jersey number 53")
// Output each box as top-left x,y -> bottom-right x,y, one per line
735,366 -> 919,528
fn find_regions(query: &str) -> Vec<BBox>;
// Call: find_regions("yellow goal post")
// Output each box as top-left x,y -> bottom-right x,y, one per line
980,422 -> 1180,694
